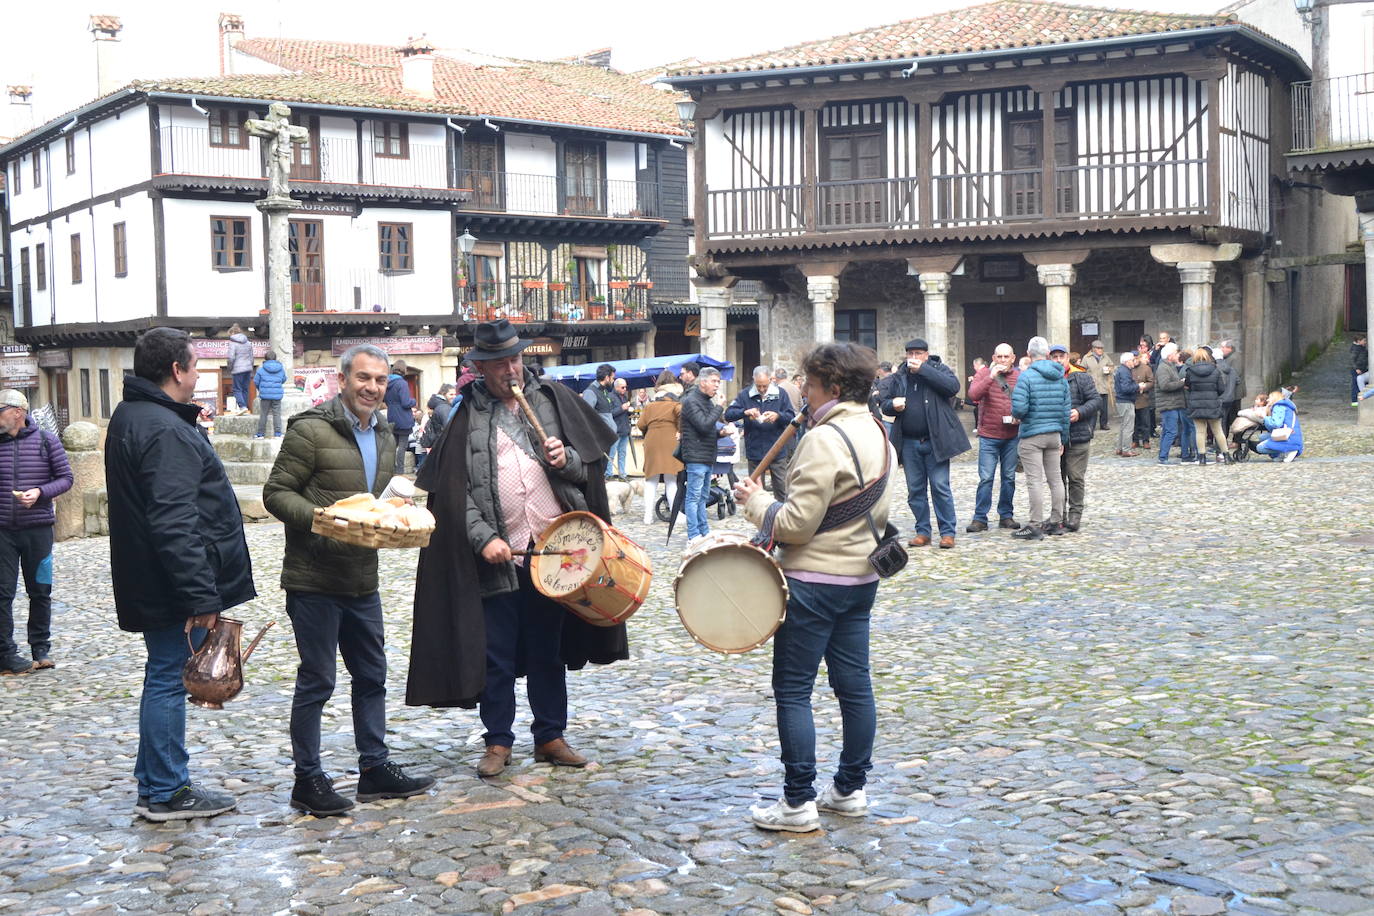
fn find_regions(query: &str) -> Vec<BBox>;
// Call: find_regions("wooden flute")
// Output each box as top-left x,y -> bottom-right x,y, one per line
747,402 -> 810,483
508,383 -> 550,443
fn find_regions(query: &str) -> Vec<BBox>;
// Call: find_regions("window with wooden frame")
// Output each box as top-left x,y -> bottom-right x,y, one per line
70,234 -> 82,285
210,217 -> 252,270
65,133 -> 76,175
18,248 -> 30,312
465,254 -> 501,303
571,256 -> 600,304
377,222 -> 413,272
1003,112 -> 1074,218
112,222 -> 128,277
99,369 -> 111,419
208,108 -> 250,148
373,121 -> 409,159
820,126 -> 885,227
33,149 -> 42,188
10,159 -> 19,194
80,369 -> 91,418
562,141 -> 605,215
34,243 -> 46,291
834,309 -> 878,351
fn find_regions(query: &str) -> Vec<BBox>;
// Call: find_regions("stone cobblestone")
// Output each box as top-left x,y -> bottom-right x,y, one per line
0,341 -> 1370,914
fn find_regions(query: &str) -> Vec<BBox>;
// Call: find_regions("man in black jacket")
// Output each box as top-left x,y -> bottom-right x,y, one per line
879,338 -> 970,549
680,366 -> 726,542
1050,344 -> 1101,532
106,327 -> 256,822
724,366 -> 795,499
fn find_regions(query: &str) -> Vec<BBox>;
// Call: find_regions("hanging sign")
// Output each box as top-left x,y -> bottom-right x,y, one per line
331,336 -> 444,357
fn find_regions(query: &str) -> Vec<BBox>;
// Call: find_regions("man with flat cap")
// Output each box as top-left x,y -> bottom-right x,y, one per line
408,320 -> 626,778
880,338 -> 969,549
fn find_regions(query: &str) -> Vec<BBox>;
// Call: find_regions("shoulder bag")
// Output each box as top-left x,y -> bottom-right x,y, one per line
827,421 -> 908,579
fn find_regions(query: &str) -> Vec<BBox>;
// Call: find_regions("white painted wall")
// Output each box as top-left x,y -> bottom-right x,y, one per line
1329,3 -> 1374,77
162,198 -> 264,318
503,132 -> 558,213
339,207 -> 453,315
364,119 -> 448,189
1225,0 -> 1310,65
92,107 -> 151,193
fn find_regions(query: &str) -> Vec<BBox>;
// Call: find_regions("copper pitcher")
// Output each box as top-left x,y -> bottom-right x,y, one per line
182,617 -> 275,709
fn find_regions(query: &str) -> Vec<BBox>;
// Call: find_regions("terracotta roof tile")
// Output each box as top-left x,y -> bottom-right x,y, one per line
673,0 -> 1238,76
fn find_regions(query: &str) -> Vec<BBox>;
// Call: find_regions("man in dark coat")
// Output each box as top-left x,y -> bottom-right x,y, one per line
679,367 -> 727,541
106,327 -> 255,822
263,343 -> 435,817
383,359 -> 417,475
879,338 -> 970,549
408,320 -> 623,778
723,366 -> 796,500
0,390 -> 73,675
1051,344 -> 1101,532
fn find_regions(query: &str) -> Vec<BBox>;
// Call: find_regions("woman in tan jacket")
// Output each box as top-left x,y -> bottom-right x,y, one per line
635,370 -> 683,525
735,342 -> 896,834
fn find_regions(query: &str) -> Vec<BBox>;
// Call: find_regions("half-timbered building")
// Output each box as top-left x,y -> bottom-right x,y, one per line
666,0 -> 1348,395
1,18 -> 690,423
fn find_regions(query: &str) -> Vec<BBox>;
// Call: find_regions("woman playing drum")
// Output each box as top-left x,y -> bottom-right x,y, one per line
733,342 -> 896,832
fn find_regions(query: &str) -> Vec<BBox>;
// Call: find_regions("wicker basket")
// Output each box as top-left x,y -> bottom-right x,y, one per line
311,507 -> 434,549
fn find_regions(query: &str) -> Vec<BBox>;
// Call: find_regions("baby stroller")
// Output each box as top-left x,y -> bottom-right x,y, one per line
1228,409 -> 1267,463
655,471 -> 736,521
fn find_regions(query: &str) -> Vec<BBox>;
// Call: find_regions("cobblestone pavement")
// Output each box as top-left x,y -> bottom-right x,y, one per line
1,343 -> 1372,916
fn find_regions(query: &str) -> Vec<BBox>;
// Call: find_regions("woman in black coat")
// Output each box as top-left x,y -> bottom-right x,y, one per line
1184,347 -> 1227,464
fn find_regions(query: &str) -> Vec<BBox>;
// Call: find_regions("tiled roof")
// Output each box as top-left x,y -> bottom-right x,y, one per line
201,38 -> 687,136
673,0 -> 1239,76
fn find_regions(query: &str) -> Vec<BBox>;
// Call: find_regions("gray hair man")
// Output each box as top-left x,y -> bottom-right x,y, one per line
1079,339 -> 1115,432
724,366 -> 796,500
1112,353 -> 1142,456
1010,337 -> 1069,540
264,342 -> 435,816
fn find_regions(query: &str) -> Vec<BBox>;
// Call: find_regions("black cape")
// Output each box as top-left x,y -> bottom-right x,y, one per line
406,373 -> 627,709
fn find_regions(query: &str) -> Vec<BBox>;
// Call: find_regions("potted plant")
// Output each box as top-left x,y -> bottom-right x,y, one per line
608,280 -> 630,290
522,279 -> 545,290
631,280 -> 653,289
293,302 -> 305,312
548,281 -> 567,292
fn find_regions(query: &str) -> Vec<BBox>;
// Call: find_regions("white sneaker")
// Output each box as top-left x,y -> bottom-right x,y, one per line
750,798 -> 819,832
1283,450 -> 1298,463
816,784 -> 869,817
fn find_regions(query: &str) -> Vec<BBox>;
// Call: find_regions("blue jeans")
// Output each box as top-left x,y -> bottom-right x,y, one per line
773,577 -> 878,805
605,435 -> 629,478
231,371 -> 251,412
1158,408 -> 1189,461
973,436 -> 1018,523
136,623 -> 206,803
900,438 -> 956,537
479,563 -> 567,748
684,463 -> 712,538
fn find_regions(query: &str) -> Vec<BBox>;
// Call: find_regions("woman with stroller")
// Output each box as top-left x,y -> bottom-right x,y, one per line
637,370 -> 683,525
1255,389 -> 1302,462
1184,346 -> 1228,464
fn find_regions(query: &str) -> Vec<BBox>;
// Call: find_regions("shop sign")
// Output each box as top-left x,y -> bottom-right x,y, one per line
330,336 -> 444,357
561,336 -> 589,349
0,345 -> 32,357
192,338 -> 300,359
37,349 -> 72,370
524,338 -> 562,356
292,201 -> 360,217
684,316 -> 701,337
0,355 -> 38,387
293,367 -> 340,406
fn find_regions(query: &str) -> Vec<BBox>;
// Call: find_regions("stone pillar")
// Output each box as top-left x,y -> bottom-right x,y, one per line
917,273 -> 951,358
1177,262 -> 1217,350
1360,214 -> 1374,427
805,275 -> 840,345
693,281 -> 734,363
1035,264 -> 1077,348
55,421 -> 104,541
1241,257 -> 1265,402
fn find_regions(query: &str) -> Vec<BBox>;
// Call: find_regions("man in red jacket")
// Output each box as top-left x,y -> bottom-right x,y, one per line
0,390 -> 73,675
964,344 -> 1022,533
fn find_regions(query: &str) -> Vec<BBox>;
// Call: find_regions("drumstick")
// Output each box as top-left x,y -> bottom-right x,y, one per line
748,403 -> 811,483
508,383 -> 550,443
511,548 -> 586,557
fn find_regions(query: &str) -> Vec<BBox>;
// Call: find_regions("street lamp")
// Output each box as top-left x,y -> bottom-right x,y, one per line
456,228 -> 477,256
1294,0 -> 1314,23
456,228 -> 477,314
675,97 -> 697,134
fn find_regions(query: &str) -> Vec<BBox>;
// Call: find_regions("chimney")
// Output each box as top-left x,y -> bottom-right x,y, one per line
89,14 -> 124,97
219,13 -> 245,76
399,36 -> 436,99
7,86 -> 34,138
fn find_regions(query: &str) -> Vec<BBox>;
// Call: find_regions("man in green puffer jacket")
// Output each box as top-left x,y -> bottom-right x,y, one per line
264,343 -> 435,818
1010,336 -> 1070,540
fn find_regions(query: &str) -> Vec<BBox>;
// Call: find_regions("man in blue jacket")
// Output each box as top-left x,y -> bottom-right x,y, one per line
879,338 -> 969,549
383,359 -> 417,475
724,366 -> 795,499
1113,353 -> 1142,457
1010,337 -> 1070,540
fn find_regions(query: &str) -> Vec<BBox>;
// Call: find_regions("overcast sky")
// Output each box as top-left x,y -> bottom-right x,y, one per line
7,0 -> 1265,124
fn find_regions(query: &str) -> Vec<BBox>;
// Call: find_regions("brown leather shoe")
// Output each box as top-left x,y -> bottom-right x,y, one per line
533,737 -> 588,767
908,535 -> 931,547
476,745 -> 511,777
938,535 -> 955,549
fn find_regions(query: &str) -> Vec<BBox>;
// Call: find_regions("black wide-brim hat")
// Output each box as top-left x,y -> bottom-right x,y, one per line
468,319 -> 531,360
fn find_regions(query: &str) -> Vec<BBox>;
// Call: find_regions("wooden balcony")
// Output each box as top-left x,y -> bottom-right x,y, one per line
1291,72 -> 1374,154
456,280 -> 651,324
455,169 -> 662,221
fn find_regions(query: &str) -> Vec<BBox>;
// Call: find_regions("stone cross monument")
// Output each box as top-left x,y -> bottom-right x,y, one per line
245,102 -> 312,415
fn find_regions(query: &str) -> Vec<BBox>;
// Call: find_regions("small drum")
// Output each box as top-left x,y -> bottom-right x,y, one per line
673,532 -> 788,654
531,512 -> 652,627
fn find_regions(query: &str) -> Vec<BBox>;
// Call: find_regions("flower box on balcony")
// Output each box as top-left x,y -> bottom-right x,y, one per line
631,281 -> 653,289
608,281 -> 630,290
548,282 -> 567,292
589,304 -> 606,320
457,278 -> 468,288
521,280 -> 545,290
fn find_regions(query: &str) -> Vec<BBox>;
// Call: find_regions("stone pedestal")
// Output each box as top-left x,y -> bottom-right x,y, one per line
1241,257 -> 1265,400
1362,214 -> 1374,354
917,273 -> 951,358
56,422 -> 104,541
805,275 -> 840,345
1177,262 -> 1217,350
1035,264 -> 1077,350
693,282 -> 733,362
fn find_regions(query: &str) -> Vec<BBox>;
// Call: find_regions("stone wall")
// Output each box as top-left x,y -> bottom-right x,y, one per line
55,421 -> 106,541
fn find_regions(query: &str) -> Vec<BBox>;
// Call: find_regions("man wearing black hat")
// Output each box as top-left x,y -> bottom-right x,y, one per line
880,338 -> 969,549
408,321 -> 626,779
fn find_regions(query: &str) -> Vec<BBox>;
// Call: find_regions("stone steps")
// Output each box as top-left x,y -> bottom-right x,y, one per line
213,435 -> 283,463
222,460 -> 272,486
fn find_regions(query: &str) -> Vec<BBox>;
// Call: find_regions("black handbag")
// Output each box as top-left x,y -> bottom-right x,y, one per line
829,422 -> 908,579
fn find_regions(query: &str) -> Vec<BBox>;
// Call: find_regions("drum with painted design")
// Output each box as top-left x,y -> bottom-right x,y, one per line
531,512 -> 651,627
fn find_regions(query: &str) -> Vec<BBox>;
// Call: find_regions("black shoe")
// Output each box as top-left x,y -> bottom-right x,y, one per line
0,654 -> 32,675
1011,525 -> 1043,541
291,773 -> 355,817
965,520 -> 988,533
998,517 -> 1021,530
356,762 -> 435,802
142,783 -> 237,822
1042,522 -> 1066,536
1063,519 -> 1080,532
134,795 -> 150,816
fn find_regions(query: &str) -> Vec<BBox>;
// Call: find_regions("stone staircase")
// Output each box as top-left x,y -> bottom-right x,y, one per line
211,413 -> 282,520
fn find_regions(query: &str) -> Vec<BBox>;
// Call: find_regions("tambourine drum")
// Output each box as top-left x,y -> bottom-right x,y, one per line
674,532 -> 788,653
531,512 -> 652,627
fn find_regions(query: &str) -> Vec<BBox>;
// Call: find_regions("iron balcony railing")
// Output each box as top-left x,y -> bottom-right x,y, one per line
456,280 -> 650,323
1292,72 -> 1374,153
454,169 -> 661,219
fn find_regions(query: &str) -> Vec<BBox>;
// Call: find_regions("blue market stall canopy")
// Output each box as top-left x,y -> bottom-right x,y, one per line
541,354 -> 734,392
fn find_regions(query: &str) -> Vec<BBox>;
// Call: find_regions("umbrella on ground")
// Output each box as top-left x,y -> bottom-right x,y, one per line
664,469 -> 688,543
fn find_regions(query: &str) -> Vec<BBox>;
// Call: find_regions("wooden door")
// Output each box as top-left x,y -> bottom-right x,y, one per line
1112,320 -> 1145,355
461,133 -> 502,208
290,114 -> 321,181
563,141 -> 604,216
47,371 -> 69,431
1006,116 -> 1072,218
822,130 -> 884,226
963,303 -> 1040,370
289,219 -> 325,311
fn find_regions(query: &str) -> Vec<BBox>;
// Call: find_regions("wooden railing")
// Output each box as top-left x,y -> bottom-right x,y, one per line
456,280 -> 651,323
818,177 -> 920,230
1056,159 -> 1209,218
706,184 -> 807,238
